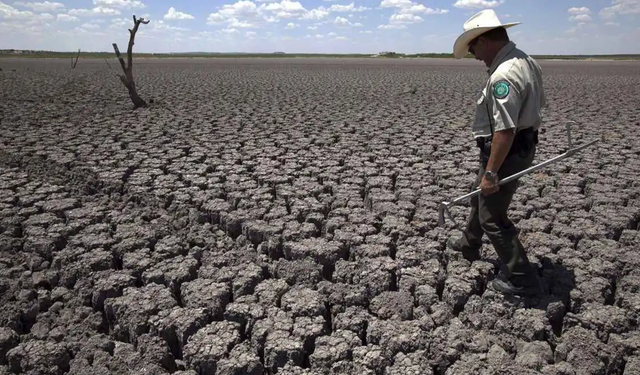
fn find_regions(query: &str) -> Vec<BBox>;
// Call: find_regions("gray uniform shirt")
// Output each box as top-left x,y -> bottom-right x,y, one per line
471,41 -> 546,139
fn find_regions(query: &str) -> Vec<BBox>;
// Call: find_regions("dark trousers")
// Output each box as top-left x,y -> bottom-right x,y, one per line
458,138 -> 537,282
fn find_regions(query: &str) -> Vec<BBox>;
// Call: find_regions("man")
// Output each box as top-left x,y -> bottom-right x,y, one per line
448,9 -> 546,296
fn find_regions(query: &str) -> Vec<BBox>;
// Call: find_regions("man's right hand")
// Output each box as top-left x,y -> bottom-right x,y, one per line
480,174 -> 499,195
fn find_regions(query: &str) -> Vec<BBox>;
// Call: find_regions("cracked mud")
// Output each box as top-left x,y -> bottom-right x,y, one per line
1,57 -> 639,375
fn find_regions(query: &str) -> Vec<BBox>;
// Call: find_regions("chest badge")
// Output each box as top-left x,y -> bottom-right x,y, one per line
493,81 -> 510,99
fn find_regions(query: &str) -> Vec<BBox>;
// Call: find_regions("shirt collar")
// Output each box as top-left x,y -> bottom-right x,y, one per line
487,41 -> 516,75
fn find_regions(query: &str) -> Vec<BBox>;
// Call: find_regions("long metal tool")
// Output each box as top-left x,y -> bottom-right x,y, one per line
438,122 -> 603,228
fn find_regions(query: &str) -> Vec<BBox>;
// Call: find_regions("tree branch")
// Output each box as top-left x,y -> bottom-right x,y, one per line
112,43 -> 127,73
71,48 -> 80,69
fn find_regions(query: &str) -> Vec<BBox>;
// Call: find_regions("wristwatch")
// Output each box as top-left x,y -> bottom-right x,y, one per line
484,170 -> 498,183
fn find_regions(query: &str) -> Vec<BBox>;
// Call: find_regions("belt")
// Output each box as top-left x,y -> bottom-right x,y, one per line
476,127 -> 538,157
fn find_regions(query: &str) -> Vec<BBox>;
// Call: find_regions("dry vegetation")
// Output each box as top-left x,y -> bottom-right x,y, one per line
0,56 -> 639,375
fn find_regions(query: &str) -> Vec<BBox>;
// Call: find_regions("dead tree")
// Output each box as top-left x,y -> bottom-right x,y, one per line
112,15 -> 149,109
71,49 -> 80,69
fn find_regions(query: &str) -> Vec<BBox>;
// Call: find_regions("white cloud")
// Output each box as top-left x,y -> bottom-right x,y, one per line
0,2 -> 30,18
0,2 -> 55,20
147,19 -> 190,32
600,0 -> 640,19
453,0 -> 505,9
377,0 -> 447,29
92,6 -> 120,15
333,15 -> 362,27
285,22 -> 298,28
324,31 -> 347,40
569,14 -> 592,22
164,7 -> 194,20
263,0 -> 307,19
328,3 -> 368,12
379,0 -> 448,16
398,4 -> 448,15
207,0 -> 262,25
380,0 -> 412,7
390,13 -> 422,24
378,23 -> 406,29
568,7 -> 590,15
56,13 -> 77,21
568,7 -> 592,22
229,18 -> 255,27
92,0 -> 145,9
206,14 -> 224,23
69,7 -> 122,16
300,8 -> 330,20
13,1 -> 65,12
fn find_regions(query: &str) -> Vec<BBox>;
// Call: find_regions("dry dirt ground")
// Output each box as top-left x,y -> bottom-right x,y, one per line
0,57 -> 639,375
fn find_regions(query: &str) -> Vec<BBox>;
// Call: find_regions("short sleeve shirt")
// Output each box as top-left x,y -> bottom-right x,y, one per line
471,42 -> 547,139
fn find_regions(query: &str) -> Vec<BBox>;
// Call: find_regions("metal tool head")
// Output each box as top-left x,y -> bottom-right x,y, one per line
438,201 -> 462,230
566,121 -> 575,149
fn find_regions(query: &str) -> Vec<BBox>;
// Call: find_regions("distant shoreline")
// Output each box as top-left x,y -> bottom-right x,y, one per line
1,50 -> 640,61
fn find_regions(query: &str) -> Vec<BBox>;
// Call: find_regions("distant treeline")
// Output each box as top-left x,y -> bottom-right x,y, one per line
1,49 -> 639,60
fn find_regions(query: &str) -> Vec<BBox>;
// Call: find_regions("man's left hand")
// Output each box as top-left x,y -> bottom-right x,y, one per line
480,175 -> 499,195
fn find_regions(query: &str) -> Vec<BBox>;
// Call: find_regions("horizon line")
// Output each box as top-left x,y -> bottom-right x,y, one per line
2,49 -> 640,58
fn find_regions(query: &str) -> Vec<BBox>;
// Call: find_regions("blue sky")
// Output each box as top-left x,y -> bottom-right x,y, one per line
1,0 -> 639,54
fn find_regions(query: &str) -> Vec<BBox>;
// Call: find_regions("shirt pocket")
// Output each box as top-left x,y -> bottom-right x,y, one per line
476,89 -> 486,105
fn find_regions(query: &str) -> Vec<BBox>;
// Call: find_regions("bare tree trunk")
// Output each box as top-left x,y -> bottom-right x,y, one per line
71,49 -> 80,69
112,15 -> 149,109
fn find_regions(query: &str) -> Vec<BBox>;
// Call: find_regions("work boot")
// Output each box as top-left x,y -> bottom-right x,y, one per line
492,275 -> 544,296
446,236 -> 481,262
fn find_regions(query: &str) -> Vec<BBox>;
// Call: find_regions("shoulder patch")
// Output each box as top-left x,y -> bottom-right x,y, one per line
493,80 -> 510,99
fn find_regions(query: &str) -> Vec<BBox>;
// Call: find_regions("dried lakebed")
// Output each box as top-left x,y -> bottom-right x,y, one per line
0,57 -> 639,375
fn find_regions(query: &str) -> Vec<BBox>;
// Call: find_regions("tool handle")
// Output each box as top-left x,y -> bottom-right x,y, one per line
447,137 -> 600,206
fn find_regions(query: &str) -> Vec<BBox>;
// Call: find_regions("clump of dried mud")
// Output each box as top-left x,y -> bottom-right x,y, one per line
0,57 -> 639,375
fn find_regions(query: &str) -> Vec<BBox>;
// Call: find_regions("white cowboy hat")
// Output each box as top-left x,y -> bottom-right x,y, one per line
453,9 -> 521,59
